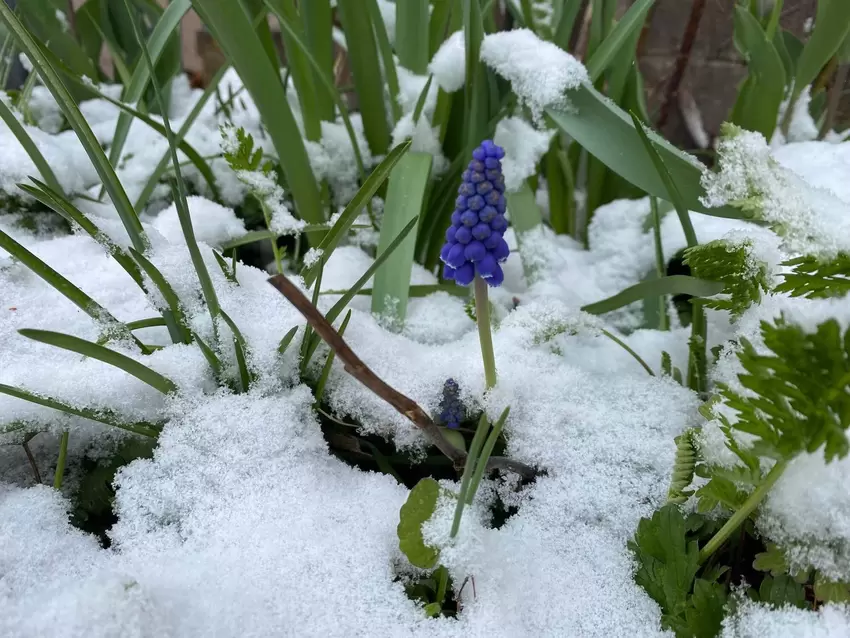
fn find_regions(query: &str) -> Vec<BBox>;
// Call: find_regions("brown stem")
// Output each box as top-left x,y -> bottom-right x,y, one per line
22,433 -> 42,484
657,0 -> 707,128
267,273 -> 538,480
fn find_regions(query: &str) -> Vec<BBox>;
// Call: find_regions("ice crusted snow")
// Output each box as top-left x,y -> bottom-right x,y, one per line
429,30 -> 466,93
480,28 -> 588,122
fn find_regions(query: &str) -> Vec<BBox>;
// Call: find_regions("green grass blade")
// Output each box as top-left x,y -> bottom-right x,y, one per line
193,331 -> 224,378
18,180 -> 144,289
545,84 -> 743,220
106,0 -> 192,178
300,261 -> 324,371
506,181 -> 544,281
314,309 -> 351,403
300,140 -> 412,286
630,112 -> 697,248
581,275 -> 724,315
278,325 -> 299,354
412,76 -> 434,124
301,0 -> 334,121
365,0 -> 402,124
129,248 -> 193,345
320,284 -> 468,298
553,0 -> 583,50
0,228 -> 125,329
463,0 -> 488,148
266,1 -> 368,187
791,0 -> 850,103
126,4 -> 222,329
396,0 -> 430,73
266,0 -> 321,141
730,7 -> 786,138
371,152 -> 432,327
0,383 -> 161,437
585,0 -> 654,83
337,0 -> 391,154
212,250 -> 238,284
219,309 -> 253,392
136,63 -> 228,210
303,215 -> 420,366
0,97 -> 63,195
17,329 -> 178,394
429,0 -> 454,57
465,406 -> 510,504
193,0 -> 323,227
0,2 -> 147,253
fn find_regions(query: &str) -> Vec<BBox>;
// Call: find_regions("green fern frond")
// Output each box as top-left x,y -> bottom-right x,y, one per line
667,429 -> 697,505
683,238 -> 771,318
220,125 -> 271,174
775,253 -> 850,299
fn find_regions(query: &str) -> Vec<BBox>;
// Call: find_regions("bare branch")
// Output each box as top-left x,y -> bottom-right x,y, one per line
267,273 -> 537,480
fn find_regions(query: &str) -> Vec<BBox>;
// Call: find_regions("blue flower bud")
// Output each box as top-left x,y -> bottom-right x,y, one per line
439,140 -> 510,287
439,378 -> 465,429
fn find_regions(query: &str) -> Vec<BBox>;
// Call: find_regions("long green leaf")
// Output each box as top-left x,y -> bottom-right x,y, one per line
301,140 -> 412,286
106,0 -> 192,178
397,0 -> 430,74
730,7 -> 786,138
630,112 -> 697,248
303,216 -> 420,366
314,309 -> 351,403
219,309 -> 253,392
0,98 -> 63,195
18,179 -> 144,288
463,0 -> 488,148
545,84 -> 743,219
301,0 -> 334,121
321,284 -> 468,298
506,181 -> 544,281
17,330 -> 178,394
793,0 -> 850,94
0,383 -> 161,437
365,0 -> 402,124
278,325 -> 299,354
193,0 -> 323,227
337,0 -> 391,154
0,2 -> 147,253
553,0 -> 583,51
127,3 -> 222,330
586,0 -> 654,83
0,228 -> 126,329
581,276 -> 724,315
371,152 -> 432,326
129,248 -> 193,345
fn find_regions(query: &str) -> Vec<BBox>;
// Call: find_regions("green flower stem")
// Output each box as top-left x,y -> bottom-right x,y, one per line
466,407 -> 510,504
698,459 -> 788,564
450,413 -> 489,538
53,430 -> 69,490
260,200 -> 284,274
435,565 -> 449,603
474,275 -> 497,390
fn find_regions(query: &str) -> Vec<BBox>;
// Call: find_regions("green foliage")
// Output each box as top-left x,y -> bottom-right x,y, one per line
755,574 -> 807,608
221,126 -> 272,175
397,478 -> 441,569
628,504 -> 726,638
684,239 -> 771,318
667,430 -> 697,505
775,253 -> 850,299
716,317 -> 850,463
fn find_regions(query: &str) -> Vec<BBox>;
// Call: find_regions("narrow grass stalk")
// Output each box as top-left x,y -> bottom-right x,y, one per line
466,407 -> 510,504
314,310 -> 352,404
365,0 -> 402,124
396,0 -> 430,74
125,0 -> 221,330
0,98 -> 63,195
301,0 -> 334,122
650,196 -> 669,331
474,276 -> 497,389
53,431 -> 69,490
687,299 -> 707,393
698,460 -> 788,564
450,413 -> 490,537
600,329 -> 655,376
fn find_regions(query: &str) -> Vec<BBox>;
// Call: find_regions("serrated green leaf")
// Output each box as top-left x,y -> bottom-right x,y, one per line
398,478 -> 441,569
758,574 -> 807,609
753,543 -> 789,576
776,253 -> 850,299
814,574 -> 850,604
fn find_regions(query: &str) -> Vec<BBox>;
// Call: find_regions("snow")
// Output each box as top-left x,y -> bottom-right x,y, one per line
494,116 -> 553,192
150,196 -> 247,247
721,601 -> 850,638
429,31 -> 466,93
480,29 -> 589,122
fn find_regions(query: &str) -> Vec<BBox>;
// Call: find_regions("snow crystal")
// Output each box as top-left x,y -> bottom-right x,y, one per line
150,196 -> 247,247
721,601 -> 850,638
18,52 -> 33,73
702,128 -> 850,258
480,29 -> 588,121
429,30 -> 466,93
494,116 -> 553,192
759,452 -> 850,581
303,247 -> 324,268
391,113 -> 447,174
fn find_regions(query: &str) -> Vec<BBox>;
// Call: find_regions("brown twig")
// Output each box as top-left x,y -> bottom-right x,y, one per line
820,64 -> 849,140
267,273 -> 537,480
657,0 -> 707,128
22,433 -> 42,484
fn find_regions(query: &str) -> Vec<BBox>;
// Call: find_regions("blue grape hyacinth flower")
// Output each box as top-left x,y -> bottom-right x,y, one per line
439,378 -> 465,429
440,140 -> 510,287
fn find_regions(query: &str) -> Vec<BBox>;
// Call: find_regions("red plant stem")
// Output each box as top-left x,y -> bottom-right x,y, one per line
657,0 -> 707,128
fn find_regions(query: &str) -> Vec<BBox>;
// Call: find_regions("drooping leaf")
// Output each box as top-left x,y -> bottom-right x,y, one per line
397,477 -> 441,569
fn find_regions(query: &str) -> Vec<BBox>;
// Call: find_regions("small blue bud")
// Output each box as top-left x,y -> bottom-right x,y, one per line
484,157 -> 500,169
440,243 -> 452,263
455,195 -> 467,209
479,206 -> 497,223
484,190 -> 501,207
464,240 -> 487,262
454,226 -> 472,244
491,215 -> 508,232
472,147 -> 486,161
476,181 -> 493,195
484,231 -> 502,250
460,210 -> 479,227
445,225 -> 457,242
454,262 -> 475,285
467,195 -> 485,212
496,198 -> 507,214
451,210 -> 462,225
469,160 -> 484,173
446,243 -> 466,268
470,171 -> 485,184
489,264 -> 505,286
442,264 -> 455,280
477,254 -> 498,277
493,238 -> 510,262
471,222 -> 491,241
459,182 -> 476,197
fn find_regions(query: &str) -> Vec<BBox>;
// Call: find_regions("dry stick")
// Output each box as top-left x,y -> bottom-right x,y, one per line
657,0 -> 707,129
819,63 -> 848,139
22,433 -> 42,484
267,273 -> 537,480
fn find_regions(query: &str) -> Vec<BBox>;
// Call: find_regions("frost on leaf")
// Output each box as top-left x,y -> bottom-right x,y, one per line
397,478 -> 441,569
